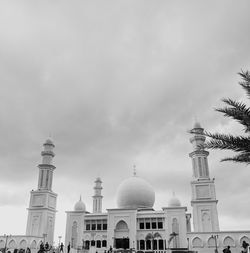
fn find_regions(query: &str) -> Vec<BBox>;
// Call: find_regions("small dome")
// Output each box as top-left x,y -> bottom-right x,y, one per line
116,175 -> 155,209
44,138 -> 54,146
168,193 -> 181,207
74,197 -> 86,211
95,177 -> 102,182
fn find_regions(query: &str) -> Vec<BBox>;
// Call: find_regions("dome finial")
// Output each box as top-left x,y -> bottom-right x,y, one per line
193,116 -> 202,129
80,195 -> 82,201
168,192 -> 181,207
133,164 -> 137,176
194,114 -> 198,122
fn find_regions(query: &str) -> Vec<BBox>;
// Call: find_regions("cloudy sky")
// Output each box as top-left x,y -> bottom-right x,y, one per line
0,0 -> 250,243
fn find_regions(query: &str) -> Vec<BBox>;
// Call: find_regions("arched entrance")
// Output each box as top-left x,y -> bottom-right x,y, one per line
144,232 -> 164,251
114,220 -> 129,249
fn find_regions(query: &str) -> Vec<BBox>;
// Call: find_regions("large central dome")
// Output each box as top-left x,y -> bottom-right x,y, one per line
116,174 -> 155,209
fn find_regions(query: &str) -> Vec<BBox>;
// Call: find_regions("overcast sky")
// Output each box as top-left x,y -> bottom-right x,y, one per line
0,0 -> 250,244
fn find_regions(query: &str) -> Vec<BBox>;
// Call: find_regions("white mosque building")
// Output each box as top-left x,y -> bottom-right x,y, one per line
0,123 -> 250,253
64,123 -> 250,253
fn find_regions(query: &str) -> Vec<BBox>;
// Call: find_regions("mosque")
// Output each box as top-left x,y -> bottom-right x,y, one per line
0,123 -> 250,253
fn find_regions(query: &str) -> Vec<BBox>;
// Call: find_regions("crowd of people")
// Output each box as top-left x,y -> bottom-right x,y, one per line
38,242 -> 71,253
221,241 -> 249,253
0,240 -> 249,253
0,241 -> 67,253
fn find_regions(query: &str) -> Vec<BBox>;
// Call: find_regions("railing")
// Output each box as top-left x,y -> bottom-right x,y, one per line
76,248 -> 89,253
140,251 -> 167,253
136,250 -> 195,253
76,249 -> 196,253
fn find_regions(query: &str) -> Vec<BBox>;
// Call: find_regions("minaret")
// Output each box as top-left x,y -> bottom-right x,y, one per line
26,139 -> 57,244
38,139 -> 55,190
92,177 -> 103,213
189,122 -> 219,232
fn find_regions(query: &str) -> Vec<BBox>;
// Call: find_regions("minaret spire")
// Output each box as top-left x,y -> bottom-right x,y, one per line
38,138 -> 56,191
189,122 -> 209,179
189,122 -> 219,232
92,177 -> 103,213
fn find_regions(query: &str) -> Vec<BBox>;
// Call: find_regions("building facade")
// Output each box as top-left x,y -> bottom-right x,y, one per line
65,123 -> 250,253
1,123 -> 250,253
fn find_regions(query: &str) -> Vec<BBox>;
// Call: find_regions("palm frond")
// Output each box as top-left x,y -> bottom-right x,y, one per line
220,98 -> 250,113
204,132 -> 250,153
216,106 -> 250,132
221,152 -> 250,164
198,70 -> 250,165
239,70 -> 250,98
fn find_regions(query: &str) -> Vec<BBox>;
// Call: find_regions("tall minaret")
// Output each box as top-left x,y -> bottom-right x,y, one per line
26,139 -> 57,244
189,122 -> 219,232
92,177 -> 103,213
38,139 -> 55,190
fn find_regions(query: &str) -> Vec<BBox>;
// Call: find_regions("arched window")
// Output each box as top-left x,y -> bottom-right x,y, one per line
153,240 -> 157,250
202,212 -> 212,232
172,218 -> 179,248
0,240 -> 5,248
96,240 -> 101,248
172,218 -> 179,233
198,157 -> 202,176
192,158 -> 196,177
8,239 -> 17,249
223,236 -> 234,247
31,217 -> 39,235
91,240 -> 95,246
85,240 -> 90,249
159,239 -> 164,250
192,237 -> 203,248
240,236 -> 250,246
47,217 -> 54,243
71,221 -> 78,248
139,240 -> 145,250
115,220 -> 128,230
102,240 -> 107,248
20,240 -> 27,249
146,240 -> 151,250
205,157 -> 209,177
38,241 -> 43,249
30,240 -> 37,249
208,237 -> 216,247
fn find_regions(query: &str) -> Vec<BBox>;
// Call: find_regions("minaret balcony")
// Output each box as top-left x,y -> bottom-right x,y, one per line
38,164 -> 56,169
41,150 -> 55,157
189,150 -> 209,157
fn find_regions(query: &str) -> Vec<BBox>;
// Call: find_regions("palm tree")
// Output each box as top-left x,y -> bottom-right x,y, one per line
204,70 -> 250,163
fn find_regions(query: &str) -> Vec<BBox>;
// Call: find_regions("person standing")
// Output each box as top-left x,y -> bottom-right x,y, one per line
242,241 -> 249,253
227,246 -> 231,253
45,242 -> 49,251
40,242 -> 45,253
59,243 -> 64,253
223,246 -> 231,253
67,243 -> 70,253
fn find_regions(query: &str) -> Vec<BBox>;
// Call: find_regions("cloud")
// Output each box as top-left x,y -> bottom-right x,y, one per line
0,0 -> 250,240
